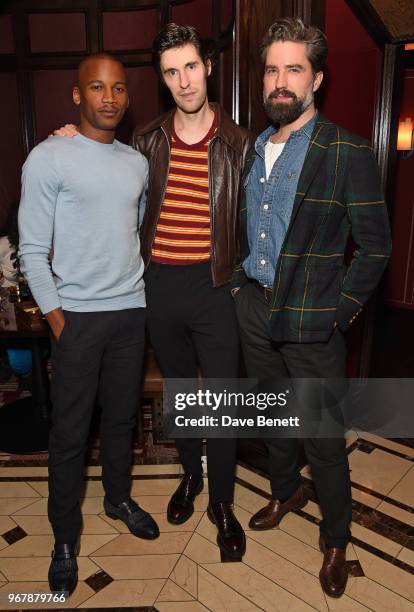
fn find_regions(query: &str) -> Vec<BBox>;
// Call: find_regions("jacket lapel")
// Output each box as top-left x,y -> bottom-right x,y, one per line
289,116 -> 336,224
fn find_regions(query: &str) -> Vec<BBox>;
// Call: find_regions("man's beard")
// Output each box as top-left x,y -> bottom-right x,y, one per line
263,87 -> 313,125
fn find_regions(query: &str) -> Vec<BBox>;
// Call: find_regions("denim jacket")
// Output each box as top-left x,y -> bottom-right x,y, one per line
243,113 -> 317,286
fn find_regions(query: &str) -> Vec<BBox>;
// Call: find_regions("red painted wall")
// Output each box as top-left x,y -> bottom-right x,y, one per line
323,0 -> 383,375
386,68 -> 414,310
322,0 -> 381,140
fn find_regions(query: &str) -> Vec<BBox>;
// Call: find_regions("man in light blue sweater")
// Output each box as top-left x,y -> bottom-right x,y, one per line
18,53 -> 159,597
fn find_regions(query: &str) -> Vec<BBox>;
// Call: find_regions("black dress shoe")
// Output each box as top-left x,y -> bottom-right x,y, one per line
167,474 -> 204,525
207,502 -> 246,562
104,497 -> 159,539
48,543 -> 78,596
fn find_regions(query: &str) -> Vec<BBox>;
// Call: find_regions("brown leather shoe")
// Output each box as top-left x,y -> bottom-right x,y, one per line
248,484 -> 307,530
207,502 -> 246,562
167,474 -> 204,525
319,537 -> 348,598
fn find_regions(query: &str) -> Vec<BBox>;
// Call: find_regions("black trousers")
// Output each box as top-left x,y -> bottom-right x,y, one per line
145,261 -> 239,503
48,308 -> 146,544
235,281 -> 352,548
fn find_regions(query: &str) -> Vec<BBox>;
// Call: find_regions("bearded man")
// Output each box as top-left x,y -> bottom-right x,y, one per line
232,18 -> 391,598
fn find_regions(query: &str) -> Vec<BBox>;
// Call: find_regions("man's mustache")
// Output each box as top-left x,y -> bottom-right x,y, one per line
267,88 -> 297,101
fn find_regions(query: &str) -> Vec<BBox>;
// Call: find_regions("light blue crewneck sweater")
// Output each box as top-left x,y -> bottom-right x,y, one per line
18,133 -> 147,314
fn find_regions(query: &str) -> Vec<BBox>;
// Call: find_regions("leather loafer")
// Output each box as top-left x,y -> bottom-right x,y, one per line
167,474 -> 204,525
104,497 -> 159,539
249,484 -> 307,530
48,543 -> 78,596
319,536 -> 348,597
207,502 -> 246,562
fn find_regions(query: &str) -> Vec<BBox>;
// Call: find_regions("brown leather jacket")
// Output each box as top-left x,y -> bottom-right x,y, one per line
131,102 -> 254,287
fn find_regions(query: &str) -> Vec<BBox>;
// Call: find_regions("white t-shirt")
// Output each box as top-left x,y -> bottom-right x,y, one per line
264,140 -> 286,180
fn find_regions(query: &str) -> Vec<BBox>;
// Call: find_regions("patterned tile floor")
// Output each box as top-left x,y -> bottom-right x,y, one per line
0,433 -> 413,611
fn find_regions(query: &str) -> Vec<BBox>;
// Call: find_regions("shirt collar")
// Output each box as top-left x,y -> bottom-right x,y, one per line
255,110 -> 319,158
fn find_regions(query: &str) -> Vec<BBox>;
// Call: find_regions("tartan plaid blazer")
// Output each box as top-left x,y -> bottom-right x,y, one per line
233,114 -> 392,343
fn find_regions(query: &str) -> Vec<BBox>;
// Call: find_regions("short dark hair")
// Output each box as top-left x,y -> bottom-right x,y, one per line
77,52 -> 125,86
152,23 -> 214,76
261,18 -> 328,73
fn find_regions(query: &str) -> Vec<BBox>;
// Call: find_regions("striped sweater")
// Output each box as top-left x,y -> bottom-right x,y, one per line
151,114 -> 217,265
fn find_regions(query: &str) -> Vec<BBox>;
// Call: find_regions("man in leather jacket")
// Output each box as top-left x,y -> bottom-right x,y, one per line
132,23 -> 253,562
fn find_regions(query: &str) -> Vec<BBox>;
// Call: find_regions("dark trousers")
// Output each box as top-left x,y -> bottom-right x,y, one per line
235,282 -> 352,548
145,261 -> 239,503
48,308 -> 146,544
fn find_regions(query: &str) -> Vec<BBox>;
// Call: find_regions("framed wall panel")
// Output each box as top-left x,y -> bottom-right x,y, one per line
2,0 -> 237,158
29,12 -> 87,54
0,15 -> 14,54
219,44 -> 234,114
221,0 -> 233,31
386,67 -> 414,310
0,73 -> 24,206
32,69 -> 78,143
171,0 -> 214,38
117,66 -> 159,142
102,9 -> 158,51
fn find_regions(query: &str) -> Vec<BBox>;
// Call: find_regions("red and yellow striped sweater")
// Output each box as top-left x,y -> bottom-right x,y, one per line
151,114 -> 217,265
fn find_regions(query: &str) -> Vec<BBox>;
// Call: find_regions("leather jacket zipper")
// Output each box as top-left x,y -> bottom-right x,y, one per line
208,135 -> 217,281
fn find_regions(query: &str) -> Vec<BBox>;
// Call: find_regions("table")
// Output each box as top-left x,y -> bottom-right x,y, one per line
0,315 -> 51,454
0,303 -> 165,454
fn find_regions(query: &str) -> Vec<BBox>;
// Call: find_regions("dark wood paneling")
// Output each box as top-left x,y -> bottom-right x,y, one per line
102,9 -> 158,50
0,14 -> 15,54
346,0 -> 390,47
171,0 -> 213,38
358,44 -> 403,376
234,0 -> 326,133
369,0 -> 414,44
29,12 -> 87,53
347,0 -> 414,45
32,69 -> 79,142
373,45 -> 403,203
1,0 -> 235,160
0,73 -> 24,206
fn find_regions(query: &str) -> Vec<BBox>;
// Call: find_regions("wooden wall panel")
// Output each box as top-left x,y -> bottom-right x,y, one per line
0,14 -> 14,54
386,68 -> 414,310
119,66 -> 159,140
234,0 -> 326,133
29,13 -> 87,53
32,69 -> 79,142
171,0 -> 214,38
0,73 -> 24,208
0,0 -> 235,208
102,9 -> 158,50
